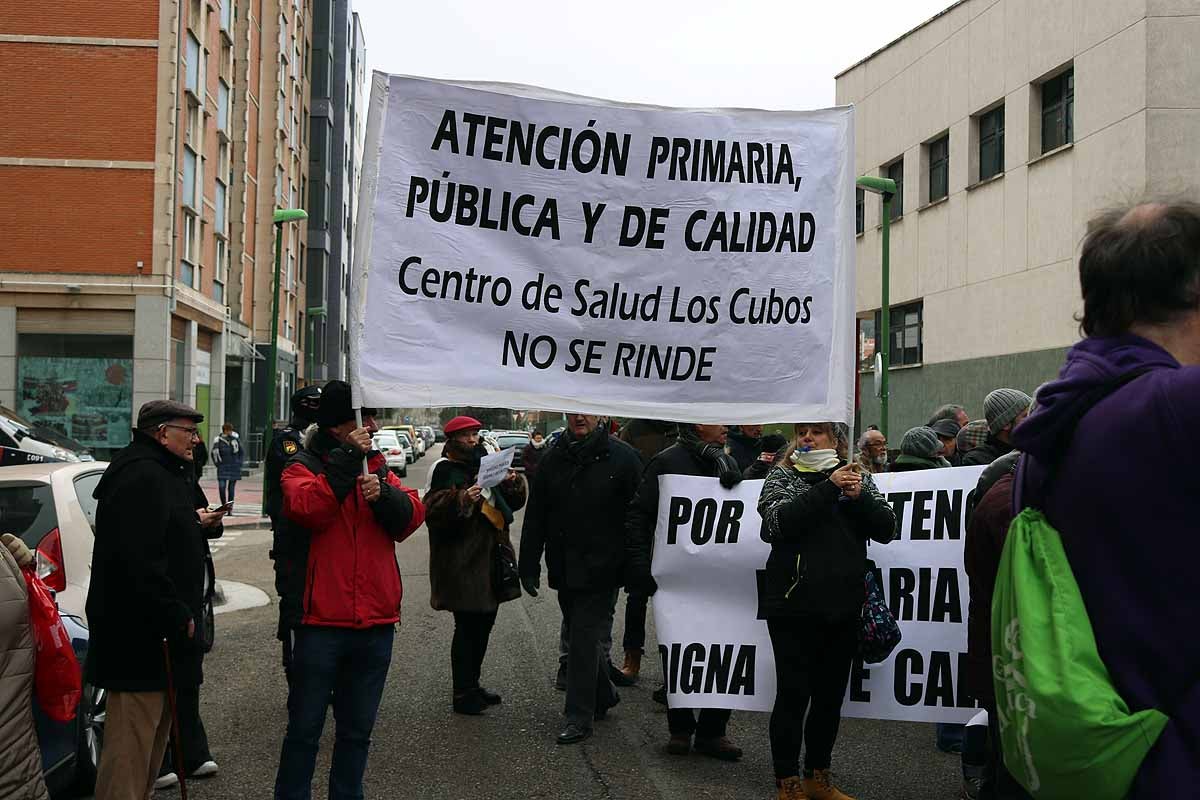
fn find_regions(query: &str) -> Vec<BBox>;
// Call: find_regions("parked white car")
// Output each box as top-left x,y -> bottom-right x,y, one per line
372,431 -> 409,477
395,431 -> 418,464
0,406 -> 92,463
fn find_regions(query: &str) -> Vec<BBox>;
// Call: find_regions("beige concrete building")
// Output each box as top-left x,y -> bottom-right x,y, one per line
837,0 -> 1200,433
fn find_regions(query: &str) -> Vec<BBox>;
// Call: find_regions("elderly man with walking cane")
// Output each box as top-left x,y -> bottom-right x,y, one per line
84,400 -> 225,800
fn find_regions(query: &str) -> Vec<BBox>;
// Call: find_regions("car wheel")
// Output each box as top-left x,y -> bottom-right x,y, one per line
73,683 -> 105,793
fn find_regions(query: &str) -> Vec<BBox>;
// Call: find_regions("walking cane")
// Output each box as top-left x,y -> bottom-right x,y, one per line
162,638 -> 190,800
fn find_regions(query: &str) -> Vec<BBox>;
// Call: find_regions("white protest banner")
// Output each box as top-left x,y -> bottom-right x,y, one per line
651,467 -> 986,722
350,74 -> 855,423
652,475 -> 775,711
840,465 -> 986,723
475,447 -> 515,489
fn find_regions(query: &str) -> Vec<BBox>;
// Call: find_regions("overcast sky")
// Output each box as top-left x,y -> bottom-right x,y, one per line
352,0 -> 957,111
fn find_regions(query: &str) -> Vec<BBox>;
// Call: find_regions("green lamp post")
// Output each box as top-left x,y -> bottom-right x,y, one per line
260,208 -> 307,514
855,176 -> 897,440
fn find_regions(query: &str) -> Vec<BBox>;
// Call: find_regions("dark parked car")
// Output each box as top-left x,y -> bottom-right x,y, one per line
493,431 -> 531,471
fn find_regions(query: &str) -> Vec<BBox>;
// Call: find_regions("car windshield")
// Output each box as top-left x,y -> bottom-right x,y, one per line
496,434 -> 529,450
373,433 -> 399,447
0,405 -> 89,454
395,433 -> 412,445
0,481 -> 59,548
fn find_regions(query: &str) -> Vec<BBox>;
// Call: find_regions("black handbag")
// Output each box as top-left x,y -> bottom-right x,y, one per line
492,541 -> 521,603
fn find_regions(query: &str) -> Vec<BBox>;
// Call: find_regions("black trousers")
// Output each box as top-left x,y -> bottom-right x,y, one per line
622,590 -> 649,652
451,610 -> 497,693
767,614 -> 858,779
162,684 -> 212,774
667,707 -> 731,739
557,588 -> 619,728
982,700 -> 1034,800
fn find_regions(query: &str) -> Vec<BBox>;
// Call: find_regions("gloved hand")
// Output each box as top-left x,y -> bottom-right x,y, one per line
703,444 -> 744,489
1,533 -> 33,569
520,574 -> 539,598
629,571 -> 659,597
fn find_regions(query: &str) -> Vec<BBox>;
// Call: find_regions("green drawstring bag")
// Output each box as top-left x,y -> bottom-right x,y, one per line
991,507 -> 1168,799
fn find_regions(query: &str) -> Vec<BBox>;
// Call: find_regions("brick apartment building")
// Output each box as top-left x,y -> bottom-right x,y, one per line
0,0 -> 311,459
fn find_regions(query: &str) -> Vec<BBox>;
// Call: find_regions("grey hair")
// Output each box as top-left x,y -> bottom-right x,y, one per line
927,404 -> 965,426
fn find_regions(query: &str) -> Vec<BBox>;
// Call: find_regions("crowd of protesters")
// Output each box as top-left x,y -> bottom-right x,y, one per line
3,201 -> 1191,800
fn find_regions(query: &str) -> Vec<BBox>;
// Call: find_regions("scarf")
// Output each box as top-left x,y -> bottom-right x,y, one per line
790,447 -> 841,473
678,426 -> 743,489
529,437 -> 547,450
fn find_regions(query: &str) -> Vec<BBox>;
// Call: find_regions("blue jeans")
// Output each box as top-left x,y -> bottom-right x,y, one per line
274,625 -> 394,800
218,479 -> 237,506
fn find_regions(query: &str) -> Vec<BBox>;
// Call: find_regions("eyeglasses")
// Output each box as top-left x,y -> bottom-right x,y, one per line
162,424 -> 201,438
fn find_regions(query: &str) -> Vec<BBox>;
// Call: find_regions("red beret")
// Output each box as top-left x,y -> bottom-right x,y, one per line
443,416 -> 483,436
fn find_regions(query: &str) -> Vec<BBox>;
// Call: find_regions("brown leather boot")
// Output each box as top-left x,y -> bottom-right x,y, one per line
776,776 -> 808,800
620,649 -> 642,683
802,769 -> 853,800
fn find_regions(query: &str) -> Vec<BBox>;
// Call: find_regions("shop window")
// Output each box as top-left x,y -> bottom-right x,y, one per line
1040,67 -> 1073,153
855,188 -> 864,235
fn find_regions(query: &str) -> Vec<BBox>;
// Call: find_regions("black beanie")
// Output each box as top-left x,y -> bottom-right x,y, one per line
318,380 -> 355,428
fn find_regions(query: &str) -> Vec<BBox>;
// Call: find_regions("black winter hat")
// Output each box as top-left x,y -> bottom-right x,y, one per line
318,381 -> 355,428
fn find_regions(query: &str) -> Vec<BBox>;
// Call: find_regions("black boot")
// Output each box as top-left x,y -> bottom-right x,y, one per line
453,691 -> 487,715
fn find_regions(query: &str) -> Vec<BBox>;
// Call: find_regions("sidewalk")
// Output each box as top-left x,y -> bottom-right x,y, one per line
200,466 -> 269,528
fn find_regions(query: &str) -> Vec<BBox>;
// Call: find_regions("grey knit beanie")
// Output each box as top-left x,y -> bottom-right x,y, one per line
984,388 -> 1033,435
900,426 -> 942,458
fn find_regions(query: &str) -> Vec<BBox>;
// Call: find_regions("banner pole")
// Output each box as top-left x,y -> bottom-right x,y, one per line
354,407 -> 369,477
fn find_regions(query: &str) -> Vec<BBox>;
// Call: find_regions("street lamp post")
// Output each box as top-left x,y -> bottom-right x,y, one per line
259,208 -> 307,512
855,176 -> 897,440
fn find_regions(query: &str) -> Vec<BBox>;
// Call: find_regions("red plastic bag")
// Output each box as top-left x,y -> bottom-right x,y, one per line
22,565 -> 82,722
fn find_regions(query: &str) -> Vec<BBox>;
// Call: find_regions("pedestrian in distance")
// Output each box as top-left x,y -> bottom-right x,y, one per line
757,422 -> 897,800
927,403 -> 970,429
273,381 -> 425,800
889,425 -> 951,471
210,422 -> 243,513
725,423 -> 764,473
611,418 -> 677,689
519,413 -> 642,746
963,470 -> 1030,800
424,415 -> 527,716
625,422 -> 746,762
742,433 -> 789,481
1010,201 -> 1200,796
0,534 -> 50,800
520,429 -> 549,485
85,400 -> 226,800
191,435 -> 208,481
955,420 -> 989,461
855,428 -> 888,474
958,389 -> 1031,467
929,418 -> 963,466
266,384 -> 322,680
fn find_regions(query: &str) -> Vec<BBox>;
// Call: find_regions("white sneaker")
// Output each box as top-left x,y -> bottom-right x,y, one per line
189,760 -> 219,778
153,772 -> 179,790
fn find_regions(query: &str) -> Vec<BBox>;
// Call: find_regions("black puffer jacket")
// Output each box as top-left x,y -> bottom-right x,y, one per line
624,442 -> 728,589
757,461 -> 896,620
86,433 -> 209,690
519,427 -> 642,592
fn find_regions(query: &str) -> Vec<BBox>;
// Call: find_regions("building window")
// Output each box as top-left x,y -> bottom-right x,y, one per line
873,300 -> 923,368
182,148 -> 197,209
217,141 -> 231,182
220,0 -> 233,33
979,105 -> 1005,181
855,188 -> 864,235
885,159 -> 904,221
181,212 -> 198,287
217,80 -> 231,133
185,33 -> 201,94
275,166 -> 283,206
215,181 -> 227,233
927,135 -> 948,203
214,236 -> 227,303
1041,68 -> 1073,153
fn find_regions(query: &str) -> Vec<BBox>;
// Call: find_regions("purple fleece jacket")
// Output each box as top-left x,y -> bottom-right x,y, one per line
1012,334 -> 1200,797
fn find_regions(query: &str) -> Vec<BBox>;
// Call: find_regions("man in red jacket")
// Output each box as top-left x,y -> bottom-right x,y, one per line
273,381 -> 425,800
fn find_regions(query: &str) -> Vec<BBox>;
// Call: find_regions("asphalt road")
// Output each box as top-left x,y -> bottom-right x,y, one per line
144,444 -> 963,800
